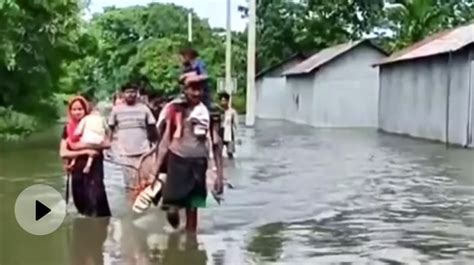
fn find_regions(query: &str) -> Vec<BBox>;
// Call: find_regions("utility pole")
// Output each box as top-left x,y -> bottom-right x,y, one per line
245,0 -> 256,126
188,11 -> 193,42
225,0 -> 233,104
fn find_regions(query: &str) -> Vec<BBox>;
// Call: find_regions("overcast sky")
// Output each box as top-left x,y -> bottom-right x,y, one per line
88,0 -> 248,31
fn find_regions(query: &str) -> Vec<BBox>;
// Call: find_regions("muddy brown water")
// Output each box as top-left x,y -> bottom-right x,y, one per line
1,120 -> 473,264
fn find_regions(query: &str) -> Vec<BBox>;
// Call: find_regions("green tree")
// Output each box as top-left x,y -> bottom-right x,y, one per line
0,0 -> 85,139
63,3 -> 247,100
385,0 -> 474,50
1,1 -> 249,139
240,0 -> 385,71
239,0 -> 474,70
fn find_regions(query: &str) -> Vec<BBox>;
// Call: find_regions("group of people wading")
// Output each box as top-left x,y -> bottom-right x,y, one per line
59,47 -> 239,233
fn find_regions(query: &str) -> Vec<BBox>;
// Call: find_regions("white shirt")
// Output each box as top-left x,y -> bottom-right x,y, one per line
75,112 -> 107,144
222,108 -> 238,142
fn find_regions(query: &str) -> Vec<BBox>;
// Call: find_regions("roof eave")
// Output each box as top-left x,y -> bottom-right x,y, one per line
364,39 -> 390,56
375,48 -> 462,67
256,52 -> 307,79
283,68 -> 317,77
284,38 -> 389,74
374,23 -> 474,66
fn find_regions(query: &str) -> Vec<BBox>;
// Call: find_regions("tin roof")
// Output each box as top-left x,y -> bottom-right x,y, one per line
377,23 -> 474,65
256,53 -> 307,79
283,39 -> 386,76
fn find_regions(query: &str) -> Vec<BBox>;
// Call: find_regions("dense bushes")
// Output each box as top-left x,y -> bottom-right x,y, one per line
0,107 -> 38,141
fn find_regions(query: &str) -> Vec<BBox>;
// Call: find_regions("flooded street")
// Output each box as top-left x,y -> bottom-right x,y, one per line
1,120 -> 474,264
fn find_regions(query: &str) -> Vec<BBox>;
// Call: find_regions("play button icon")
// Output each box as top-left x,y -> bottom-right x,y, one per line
15,184 -> 66,235
35,200 -> 51,221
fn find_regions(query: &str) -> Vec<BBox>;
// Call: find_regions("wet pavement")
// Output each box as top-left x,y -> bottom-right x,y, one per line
1,120 -> 474,264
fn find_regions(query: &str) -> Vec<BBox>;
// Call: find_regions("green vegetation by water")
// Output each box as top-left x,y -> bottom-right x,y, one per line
2,0 -> 474,140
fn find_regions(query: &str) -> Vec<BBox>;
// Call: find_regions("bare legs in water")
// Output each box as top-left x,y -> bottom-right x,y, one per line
166,208 -> 198,233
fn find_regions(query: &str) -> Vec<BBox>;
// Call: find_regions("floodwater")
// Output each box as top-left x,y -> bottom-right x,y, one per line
1,120 -> 474,265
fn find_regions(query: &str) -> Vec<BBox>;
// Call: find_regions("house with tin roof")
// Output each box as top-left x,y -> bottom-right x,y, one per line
282,39 -> 387,127
376,23 -> 474,147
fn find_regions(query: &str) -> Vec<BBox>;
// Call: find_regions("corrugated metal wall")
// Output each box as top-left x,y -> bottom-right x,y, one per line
286,76 -> 314,124
311,44 -> 384,127
379,48 -> 473,147
285,44 -> 384,127
256,77 -> 288,119
256,58 -> 303,120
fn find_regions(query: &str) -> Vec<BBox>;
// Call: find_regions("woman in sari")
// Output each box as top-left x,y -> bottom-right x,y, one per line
59,96 -> 111,217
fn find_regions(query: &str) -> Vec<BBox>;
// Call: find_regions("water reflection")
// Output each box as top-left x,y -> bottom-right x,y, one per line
159,234 -> 207,265
70,217 -> 109,265
246,223 -> 286,263
88,211 -> 215,265
1,121 -> 474,264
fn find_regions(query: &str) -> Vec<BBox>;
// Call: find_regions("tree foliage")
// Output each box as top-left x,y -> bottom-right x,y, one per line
3,0 -> 474,139
239,0 -> 474,71
0,1 -> 249,139
0,0 -> 87,139
240,0 -> 385,71
384,0 -> 474,50
62,3 -> 247,99
0,0 -> 84,108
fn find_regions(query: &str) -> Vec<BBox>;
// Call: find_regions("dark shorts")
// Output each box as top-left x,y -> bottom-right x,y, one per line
162,152 -> 208,209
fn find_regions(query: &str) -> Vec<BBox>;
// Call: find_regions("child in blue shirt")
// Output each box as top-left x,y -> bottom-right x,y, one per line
179,47 -> 212,109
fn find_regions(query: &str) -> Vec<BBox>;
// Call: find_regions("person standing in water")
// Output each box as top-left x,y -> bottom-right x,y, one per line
59,96 -> 111,217
218,92 -> 239,159
156,81 -> 224,233
67,98 -> 108,174
179,47 -> 212,109
107,82 -> 158,193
